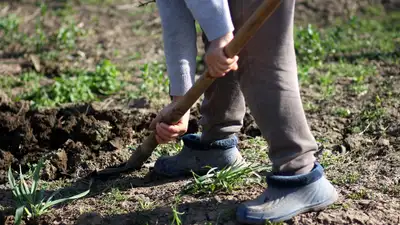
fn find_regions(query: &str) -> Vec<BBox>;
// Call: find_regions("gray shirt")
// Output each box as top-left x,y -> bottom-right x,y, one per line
156,0 -> 234,96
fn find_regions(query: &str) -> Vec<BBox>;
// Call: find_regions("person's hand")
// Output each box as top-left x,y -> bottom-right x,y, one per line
205,32 -> 239,78
149,97 -> 190,144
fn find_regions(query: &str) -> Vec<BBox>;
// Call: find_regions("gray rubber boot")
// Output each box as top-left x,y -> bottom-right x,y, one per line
236,163 -> 338,224
153,133 -> 243,177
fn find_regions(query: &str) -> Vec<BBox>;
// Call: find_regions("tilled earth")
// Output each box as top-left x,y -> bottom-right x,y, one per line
1,0 -> 400,225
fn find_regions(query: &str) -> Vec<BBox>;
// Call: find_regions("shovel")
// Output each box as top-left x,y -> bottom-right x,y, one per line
93,0 -> 282,179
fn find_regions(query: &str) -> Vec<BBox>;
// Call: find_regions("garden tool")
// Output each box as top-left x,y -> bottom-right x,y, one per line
93,0 -> 282,180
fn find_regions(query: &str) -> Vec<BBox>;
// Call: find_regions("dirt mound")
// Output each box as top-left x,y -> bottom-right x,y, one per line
0,102 -> 158,183
0,100 -> 261,183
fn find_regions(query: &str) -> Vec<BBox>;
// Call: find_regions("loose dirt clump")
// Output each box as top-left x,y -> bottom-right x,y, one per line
0,101 -> 157,183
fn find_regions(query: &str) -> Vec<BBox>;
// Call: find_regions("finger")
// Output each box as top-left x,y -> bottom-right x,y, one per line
159,122 -> 181,134
218,54 -> 239,66
156,123 -> 177,141
156,123 -> 172,141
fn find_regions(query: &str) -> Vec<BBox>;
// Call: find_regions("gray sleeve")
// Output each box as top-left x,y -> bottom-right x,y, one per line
156,0 -> 234,96
184,0 -> 234,41
156,0 -> 197,96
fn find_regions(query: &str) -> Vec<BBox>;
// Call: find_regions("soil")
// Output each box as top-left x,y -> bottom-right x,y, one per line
0,101 -> 158,183
1,0 -> 400,225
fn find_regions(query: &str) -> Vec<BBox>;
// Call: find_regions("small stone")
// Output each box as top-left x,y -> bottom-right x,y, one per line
378,138 -> 390,146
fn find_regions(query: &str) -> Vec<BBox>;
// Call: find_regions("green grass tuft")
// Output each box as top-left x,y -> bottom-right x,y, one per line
183,162 -> 269,195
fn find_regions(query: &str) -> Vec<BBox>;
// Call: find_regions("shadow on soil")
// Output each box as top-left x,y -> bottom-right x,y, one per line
75,198 -> 240,225
1,171 -> 192,224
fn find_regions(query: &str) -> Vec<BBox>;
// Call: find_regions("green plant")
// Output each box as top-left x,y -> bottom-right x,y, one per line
7,159 -> 90,225
351,95 -> 387,134
90,59 -> 122,95
348,189 -> 370,200
183,162 -> 269,195
0,14 -> 24,45
136,62 -> 169,99
333,107 -> 351,117
23,60 -> 121,108
55,19 -> 86,50
170,196 -> 184,225
153,140 -> 183,158
332,171 -> 360,185
319,150 -> 345,169
137,197 -> 156,210
0,14 -> 20,35
295,24 -> 327,66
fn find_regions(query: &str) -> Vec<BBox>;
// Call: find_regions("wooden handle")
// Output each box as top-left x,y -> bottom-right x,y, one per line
96,0 -> 282,177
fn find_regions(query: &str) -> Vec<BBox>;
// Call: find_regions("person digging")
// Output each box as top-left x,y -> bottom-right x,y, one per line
143,0 -> 339,223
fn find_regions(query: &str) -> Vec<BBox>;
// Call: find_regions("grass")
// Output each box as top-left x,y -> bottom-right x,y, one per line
133,61 -> 169,100
100,188 -> 129,215
348,188 -> 370,200
350,95 -> 388,134
332,171 -> 361,185
183,162 -> 269,195
239,137 -> 269,163
170,196 -> 184,225
333,107 -> 352,117
136,196 -> 157,211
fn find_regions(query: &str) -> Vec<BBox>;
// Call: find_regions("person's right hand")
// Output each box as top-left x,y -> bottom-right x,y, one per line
149,97 -> 190,144
205,32 -> 239,78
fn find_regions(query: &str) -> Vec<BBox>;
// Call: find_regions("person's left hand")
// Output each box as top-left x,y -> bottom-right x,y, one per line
205,32 -> 239,78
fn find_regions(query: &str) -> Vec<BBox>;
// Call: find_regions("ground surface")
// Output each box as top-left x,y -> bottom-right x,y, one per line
0,0 -> 399,224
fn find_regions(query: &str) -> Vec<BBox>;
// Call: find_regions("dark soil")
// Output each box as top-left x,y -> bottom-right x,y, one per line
0,101 -> 158,183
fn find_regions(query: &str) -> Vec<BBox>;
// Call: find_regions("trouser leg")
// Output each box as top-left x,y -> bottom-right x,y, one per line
230,0 -> 317,174
199,28 -> 246,143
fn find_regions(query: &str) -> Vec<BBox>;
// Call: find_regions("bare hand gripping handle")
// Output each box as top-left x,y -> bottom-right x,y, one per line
95,0 -> 282,178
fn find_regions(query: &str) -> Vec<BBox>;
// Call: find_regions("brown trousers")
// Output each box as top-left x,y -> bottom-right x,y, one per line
199,0 -> 317,174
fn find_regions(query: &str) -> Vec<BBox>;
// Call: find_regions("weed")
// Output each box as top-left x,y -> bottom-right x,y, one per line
137,197 -> 156,211
348,188 -> 370,200
303,101 -> 319,113
319,150 -> 345,169
0,76 -> 21,89
0,14 -> 24,46
153,140 -> 183,158
326,15 -> 397,54
183,162 -> 269,195
7,158 -> 90,225
169,195 -> 184,225
23,60 -> 121,108
170,204 -> 184,225
109,188 -> 127,202
332,171 -> 360,185
318,72 -> 335,97
351,95 -> 387,134
240,137 -> 268,163
295,24 -> 327,66
100,188 -> 128,215
135,62 -> 169,100
56,19 -> 86,50
333,107 -> 351,117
